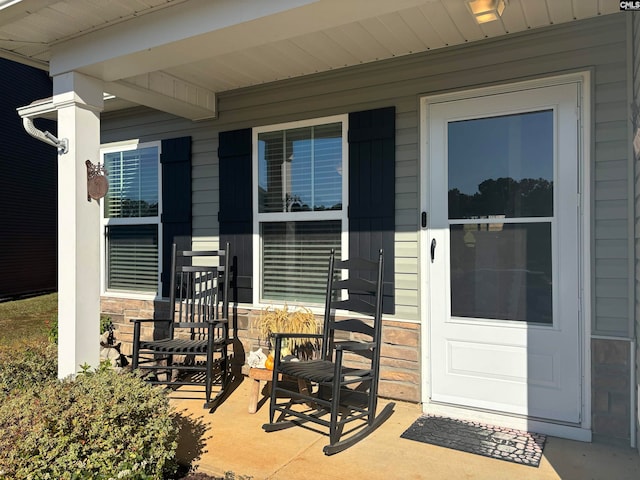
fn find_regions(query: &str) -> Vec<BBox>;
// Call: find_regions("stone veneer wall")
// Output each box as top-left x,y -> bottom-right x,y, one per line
101,297 -> 421,403
592,338 -> 631,445
100,297 -> 171,358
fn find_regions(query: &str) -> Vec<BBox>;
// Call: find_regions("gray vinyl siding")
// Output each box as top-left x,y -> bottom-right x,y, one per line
102,14 -> 630,330
633,11 -> 640,440
591,17 -> 631,338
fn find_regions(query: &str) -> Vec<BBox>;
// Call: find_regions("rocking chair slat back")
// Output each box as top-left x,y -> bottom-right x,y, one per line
263,248 -> 394,455
130,242 -> 231,409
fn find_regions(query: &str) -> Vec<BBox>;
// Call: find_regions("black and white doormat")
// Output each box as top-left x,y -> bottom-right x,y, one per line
400,415 -> 546,467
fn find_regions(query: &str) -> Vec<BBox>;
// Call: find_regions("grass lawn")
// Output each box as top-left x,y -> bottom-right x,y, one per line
0,293 -> 57,346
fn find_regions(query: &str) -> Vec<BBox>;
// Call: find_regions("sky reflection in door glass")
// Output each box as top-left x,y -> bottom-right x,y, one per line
448,110 -> 553,219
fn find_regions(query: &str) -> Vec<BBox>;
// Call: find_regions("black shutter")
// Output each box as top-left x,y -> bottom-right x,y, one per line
218,128 -> 253,303
161,136 -> 192,297
349,107 -> 395,314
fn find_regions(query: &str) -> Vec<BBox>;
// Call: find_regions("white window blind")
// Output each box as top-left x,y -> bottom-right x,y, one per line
261,221 -> 341,303
256,118 -> 346,304
106,225 -> 159,292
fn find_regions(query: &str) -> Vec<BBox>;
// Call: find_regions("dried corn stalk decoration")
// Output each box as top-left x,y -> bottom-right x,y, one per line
259,305 -> 320,357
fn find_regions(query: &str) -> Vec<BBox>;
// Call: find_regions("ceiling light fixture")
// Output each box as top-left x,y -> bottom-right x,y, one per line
0,0 -> 22,11
466,0 -> 507,25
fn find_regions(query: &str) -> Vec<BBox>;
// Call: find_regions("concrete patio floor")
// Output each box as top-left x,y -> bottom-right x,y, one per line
170,378 -> 640,480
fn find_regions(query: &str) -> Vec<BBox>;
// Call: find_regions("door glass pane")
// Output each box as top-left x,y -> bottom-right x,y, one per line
450,222 -> 552,324
448,110 -> 553,219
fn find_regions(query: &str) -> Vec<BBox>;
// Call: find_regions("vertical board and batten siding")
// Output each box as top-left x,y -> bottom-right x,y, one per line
0,59 -> 56,299
101,15 -> 630,335
348,107 -> 396,314
218,129 -> 253,304
160,136 -> 192,297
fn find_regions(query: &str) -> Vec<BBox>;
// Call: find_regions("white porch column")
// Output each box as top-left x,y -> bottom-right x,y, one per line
53,72 -> 104,378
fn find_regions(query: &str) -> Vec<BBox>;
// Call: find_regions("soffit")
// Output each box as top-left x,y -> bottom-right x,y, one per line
168,0 -> 621,93
0,0 -> 622,116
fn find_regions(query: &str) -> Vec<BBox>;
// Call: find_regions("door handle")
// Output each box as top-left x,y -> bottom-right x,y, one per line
431,238 -> 436,263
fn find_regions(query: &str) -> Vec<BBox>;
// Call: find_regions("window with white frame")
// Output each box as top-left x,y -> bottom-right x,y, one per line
254,116 -> 347,304
101,141 -> 161,294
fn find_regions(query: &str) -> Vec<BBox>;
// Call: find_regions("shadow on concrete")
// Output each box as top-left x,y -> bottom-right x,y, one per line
543,436 -> 640,480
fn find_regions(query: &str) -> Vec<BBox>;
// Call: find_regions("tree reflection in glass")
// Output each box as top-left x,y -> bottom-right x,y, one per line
448,110 -> 553,220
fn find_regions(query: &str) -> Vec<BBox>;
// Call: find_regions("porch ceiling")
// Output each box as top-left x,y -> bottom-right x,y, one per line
0,0 -> 622,119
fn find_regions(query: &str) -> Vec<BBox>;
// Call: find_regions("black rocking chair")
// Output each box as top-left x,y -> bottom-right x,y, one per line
262,249 -> 395,455
131,242 -> 230,408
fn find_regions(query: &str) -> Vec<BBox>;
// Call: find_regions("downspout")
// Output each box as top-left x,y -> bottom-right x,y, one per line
21,116 -> 68,154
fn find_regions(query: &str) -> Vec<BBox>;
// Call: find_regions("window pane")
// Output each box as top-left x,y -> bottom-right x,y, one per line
261,221 -> 341,303
258,123 -> 342,213
448,111 -> 553,219
450,222 -> 552,323
107,225 -> 158,292
104,146 -> 159,218
258,130 -> 285,213
312,124 -> 343,211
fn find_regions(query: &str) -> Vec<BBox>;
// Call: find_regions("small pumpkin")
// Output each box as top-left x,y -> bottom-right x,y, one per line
265,354 -> 274,370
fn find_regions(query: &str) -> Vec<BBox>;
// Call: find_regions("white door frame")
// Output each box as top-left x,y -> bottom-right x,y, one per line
418,72 -> 592,441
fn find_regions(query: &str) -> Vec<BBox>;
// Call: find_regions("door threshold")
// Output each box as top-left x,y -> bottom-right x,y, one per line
423,402 -> 591,442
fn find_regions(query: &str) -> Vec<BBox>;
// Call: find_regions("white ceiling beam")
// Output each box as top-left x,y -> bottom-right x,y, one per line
0,48 -> 48,70
49,0 -> 435,81
105,72 -> 216,121
50,0 -> 318,79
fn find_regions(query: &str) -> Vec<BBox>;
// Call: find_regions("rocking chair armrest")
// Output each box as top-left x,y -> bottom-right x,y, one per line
129,318 -> 172,324
205,318 -> 229,328
335,341 -> 375,351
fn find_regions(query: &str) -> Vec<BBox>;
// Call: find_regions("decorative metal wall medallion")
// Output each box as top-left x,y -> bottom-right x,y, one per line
86,160 -> 109,201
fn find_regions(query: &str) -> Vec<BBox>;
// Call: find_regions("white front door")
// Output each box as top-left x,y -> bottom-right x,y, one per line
425,80 -> 584,424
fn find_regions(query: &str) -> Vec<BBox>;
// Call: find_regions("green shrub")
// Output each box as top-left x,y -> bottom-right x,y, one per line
0,366 -> 179,479
0,341 -> 57,397
47,313 -> 58,344
48,314 -> 111,345
101,315 -> 112,335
